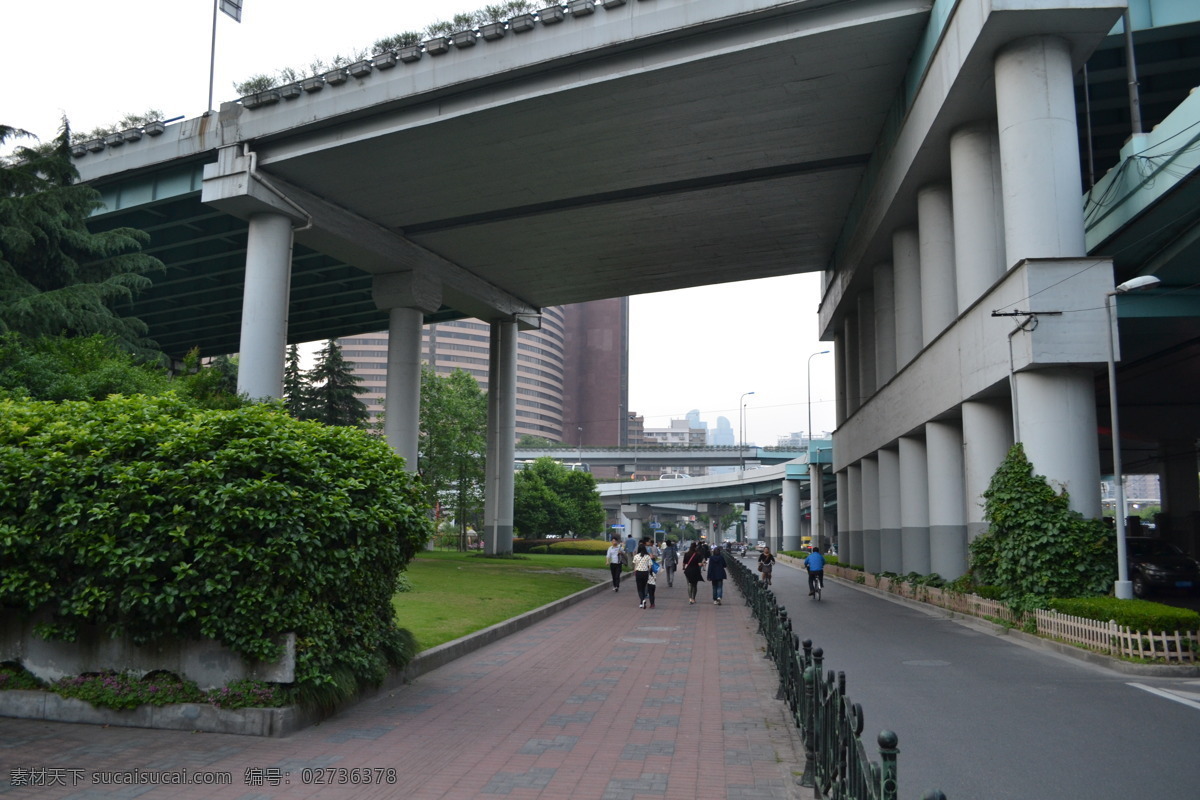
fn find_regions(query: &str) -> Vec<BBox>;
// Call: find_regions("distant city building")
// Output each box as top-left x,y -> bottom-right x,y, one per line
643,418 -> 707,476
710,416 -> 734,446
338,298 -> 629,448
775,431 -> 831,450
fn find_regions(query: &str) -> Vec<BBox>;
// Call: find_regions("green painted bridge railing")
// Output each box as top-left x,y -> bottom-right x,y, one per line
727,556 -> 947,800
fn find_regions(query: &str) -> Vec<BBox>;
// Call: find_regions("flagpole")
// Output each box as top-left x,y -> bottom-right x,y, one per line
208,0 -> 219,113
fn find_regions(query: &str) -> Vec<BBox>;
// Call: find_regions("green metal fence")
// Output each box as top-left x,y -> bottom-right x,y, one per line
727,556 -> 948,800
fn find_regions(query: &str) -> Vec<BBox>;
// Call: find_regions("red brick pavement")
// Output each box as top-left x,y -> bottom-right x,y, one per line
1,579 -> 813,800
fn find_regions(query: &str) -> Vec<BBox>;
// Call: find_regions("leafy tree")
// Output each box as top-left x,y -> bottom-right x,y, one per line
419,367 -> 487,549
173,349 -> 244,410
282,344 -> 309,418
0,333 -> 244,410
0,122 -> 162,355
513,457 -> 605,539
970,443 -> 1116,603
306,339 -> 368,427
0,332 -> 169,401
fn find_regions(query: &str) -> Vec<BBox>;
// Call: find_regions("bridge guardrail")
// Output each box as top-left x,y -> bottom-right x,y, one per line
727,556 -> 947,800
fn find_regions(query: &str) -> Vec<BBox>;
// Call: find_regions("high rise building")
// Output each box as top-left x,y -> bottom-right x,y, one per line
338,298 -> 629,446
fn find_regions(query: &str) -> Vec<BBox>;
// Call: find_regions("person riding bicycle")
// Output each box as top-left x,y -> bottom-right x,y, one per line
757,546 -> 776,586
804,549 -> 825,596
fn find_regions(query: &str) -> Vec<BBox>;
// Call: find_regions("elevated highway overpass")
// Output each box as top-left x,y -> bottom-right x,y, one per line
596,447 -> 836,550
66,0 -> 1180,573
513,446 -> 808,470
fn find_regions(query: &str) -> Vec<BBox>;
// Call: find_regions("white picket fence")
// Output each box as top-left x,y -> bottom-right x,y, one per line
827,566 -> 1198,664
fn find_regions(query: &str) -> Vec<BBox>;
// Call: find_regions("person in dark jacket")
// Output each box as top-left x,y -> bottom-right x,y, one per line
706,546 -> 728,605
681,541 -> 705,605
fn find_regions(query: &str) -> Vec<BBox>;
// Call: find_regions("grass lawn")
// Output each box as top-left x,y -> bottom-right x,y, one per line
393,551 -> 612,651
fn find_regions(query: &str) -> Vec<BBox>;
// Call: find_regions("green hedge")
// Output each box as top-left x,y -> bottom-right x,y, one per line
0,394 -> 431,701
1048,597 -> 1200,633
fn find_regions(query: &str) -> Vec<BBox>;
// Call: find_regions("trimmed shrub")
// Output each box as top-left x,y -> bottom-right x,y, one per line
1048,597 -> 1200,632
0,393 -> 431,701
546,539 -> 609,556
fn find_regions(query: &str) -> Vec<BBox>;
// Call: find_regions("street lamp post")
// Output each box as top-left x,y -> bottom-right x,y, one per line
1106,275 -> 1161,599
739,391 -> 755,470
807,350 -> 830,549
577,426 -> 584,468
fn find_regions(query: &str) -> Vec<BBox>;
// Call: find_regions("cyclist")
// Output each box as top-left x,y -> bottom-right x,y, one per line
757,546 -> 776,587
804,549 -> 825,596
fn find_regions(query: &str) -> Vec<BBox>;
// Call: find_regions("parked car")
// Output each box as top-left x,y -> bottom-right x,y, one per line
1126,537 -> 1200,598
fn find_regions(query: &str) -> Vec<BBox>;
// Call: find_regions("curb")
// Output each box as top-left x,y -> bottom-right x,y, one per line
801,564 -> 1200,678
0,572 -> 624,737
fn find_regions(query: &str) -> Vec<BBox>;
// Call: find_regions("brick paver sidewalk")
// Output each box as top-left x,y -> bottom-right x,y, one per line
1,577 -> 811,799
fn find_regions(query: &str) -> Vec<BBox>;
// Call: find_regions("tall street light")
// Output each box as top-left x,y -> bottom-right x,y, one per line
807,350 -> 831,548
1106,275 -> 1160,599
739,391 -> 755,470
577,426 -> 584,468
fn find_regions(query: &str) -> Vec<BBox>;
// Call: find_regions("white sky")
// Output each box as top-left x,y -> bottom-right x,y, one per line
3,0 -> 838,445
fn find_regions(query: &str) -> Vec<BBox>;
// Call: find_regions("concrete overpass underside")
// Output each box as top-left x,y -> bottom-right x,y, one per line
80,0 -> 931,358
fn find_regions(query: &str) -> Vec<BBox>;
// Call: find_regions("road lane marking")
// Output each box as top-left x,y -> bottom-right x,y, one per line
1128,682 -> 1200,711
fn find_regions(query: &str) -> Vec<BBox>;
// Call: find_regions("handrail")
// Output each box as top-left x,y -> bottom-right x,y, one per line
727,556 -> 947,800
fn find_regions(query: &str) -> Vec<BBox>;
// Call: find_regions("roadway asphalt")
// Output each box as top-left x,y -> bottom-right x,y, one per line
758,554 -> 1200,800
0,572 -> 813,800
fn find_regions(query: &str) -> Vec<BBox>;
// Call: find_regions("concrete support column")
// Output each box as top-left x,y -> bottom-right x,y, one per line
763,500 -> 774,551
857,293 -> 876,399
768,496 -> 783,553
950,122 -> 1006,311
483,320 -> 518,554
1015,368 -> 1101,516
927,419 -> 968,580
621,505 -> 650,543
846,463 -> 863,568
995,36 -> 1087,262
962,399 -> 1013,541
1158,441 -> 1198,514
843,316 -> 860,416
996,36 -> 1099,519
748,502 -> 760,544
834,332 -> 847,426
918,184 -> 957,346
873,262 -> 897,385
810,463 -> 826,552
782,478 -> 803,552
236,213 -> 293,400
383,307 -> 423,470
1159,440 -> 1200,552
878,448 -> 902,573
861,456 -> 881,573
899,436 -> 931,574
836,470 -> 849,558
893,228 -> 923,368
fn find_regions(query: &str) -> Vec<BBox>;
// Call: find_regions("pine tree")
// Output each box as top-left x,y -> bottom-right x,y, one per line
282,344 -> 309,419
306,339 -> 368,427
0,121 -> 163,355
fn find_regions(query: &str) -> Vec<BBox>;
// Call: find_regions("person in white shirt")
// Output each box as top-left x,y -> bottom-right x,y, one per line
605,538 -> 626,592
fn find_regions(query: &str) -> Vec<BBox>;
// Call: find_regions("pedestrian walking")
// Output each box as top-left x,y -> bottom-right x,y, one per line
605,537 -> 626,592
663,539 -> 679,587
645,537 -> 661,559
631,542 -> 657,609
707,545 -> 728,605
624,533 -> 637,563
682,541 -> 705,605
